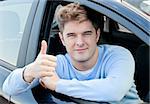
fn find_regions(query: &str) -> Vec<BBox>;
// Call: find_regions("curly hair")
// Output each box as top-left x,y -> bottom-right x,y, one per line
55,3 -> 103,33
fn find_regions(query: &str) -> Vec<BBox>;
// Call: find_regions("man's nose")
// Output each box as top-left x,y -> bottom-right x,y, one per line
76,35 -> 84,47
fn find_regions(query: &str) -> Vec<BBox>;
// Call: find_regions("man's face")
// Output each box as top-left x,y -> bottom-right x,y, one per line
59,20 -> 100,63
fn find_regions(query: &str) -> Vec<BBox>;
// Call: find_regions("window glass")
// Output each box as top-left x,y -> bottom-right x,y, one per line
0,0 -> 33,65
123,0 -> 150,16
118,24 -> 132,33
103,16 -> 132,33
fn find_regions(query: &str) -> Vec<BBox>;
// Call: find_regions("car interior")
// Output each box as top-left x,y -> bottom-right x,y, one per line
32,1 -> 149,103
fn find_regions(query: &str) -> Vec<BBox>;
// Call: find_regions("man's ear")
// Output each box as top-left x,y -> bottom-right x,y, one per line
96,28 -> 100,42
59,32 -> 66,46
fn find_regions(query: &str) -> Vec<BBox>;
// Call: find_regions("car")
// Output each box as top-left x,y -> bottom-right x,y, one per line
0,0 -> 149,104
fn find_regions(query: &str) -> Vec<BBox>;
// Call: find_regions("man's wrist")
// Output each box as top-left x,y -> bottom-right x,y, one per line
22,65 -> 34,83
22,67 -> 27,82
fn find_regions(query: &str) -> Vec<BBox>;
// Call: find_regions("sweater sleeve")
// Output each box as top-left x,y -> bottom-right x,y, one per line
55,47 -> 135,102
2,67 -> 39,96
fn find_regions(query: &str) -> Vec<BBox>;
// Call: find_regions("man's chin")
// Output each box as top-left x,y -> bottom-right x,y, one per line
74,57 -> 89,62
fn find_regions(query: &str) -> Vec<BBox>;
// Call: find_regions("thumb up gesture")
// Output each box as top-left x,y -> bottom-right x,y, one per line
23,40 -> 57,83
40,40 -> 48,54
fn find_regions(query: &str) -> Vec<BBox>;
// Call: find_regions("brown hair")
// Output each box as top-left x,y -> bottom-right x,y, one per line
55,3 -> 103,33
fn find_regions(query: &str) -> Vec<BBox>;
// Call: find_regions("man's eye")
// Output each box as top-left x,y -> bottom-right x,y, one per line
67,34 -> 76,37
83,33 -> 92,36
83,31 -> 92,36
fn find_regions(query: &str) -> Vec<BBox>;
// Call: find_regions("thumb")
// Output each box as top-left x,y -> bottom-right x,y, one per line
40,40 -> 47,54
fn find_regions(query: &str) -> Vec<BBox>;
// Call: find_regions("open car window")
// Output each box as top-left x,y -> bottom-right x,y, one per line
33,1 -> 149,103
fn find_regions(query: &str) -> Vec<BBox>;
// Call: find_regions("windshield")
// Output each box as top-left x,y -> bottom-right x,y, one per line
123,0 -> 150,16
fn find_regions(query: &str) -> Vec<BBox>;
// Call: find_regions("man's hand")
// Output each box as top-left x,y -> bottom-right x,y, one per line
40,71 -> 60,91
23,40 -> 57,83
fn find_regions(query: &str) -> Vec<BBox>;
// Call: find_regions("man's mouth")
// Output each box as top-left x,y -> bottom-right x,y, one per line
75,48 -> 87,52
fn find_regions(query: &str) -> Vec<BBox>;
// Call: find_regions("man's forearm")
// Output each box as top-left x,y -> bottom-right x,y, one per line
55,78 -> 132,102
2,68 -> 31,95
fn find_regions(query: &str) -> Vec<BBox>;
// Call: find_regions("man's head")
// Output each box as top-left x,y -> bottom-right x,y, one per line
55,3 -> 103,70
56,3 -> 101,33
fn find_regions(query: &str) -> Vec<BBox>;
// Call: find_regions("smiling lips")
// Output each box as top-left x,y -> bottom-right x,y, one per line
75,48 -> 88,53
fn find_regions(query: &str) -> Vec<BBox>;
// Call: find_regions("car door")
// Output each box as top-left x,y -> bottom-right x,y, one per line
0,0 -> 47,103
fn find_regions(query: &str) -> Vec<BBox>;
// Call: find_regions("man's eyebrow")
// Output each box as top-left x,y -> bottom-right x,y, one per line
83,31 -> 93,34
65,31 -> 92,36
66,32 -> 75,36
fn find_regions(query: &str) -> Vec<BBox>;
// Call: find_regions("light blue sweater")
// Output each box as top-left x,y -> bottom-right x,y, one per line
2,45 -> 142,104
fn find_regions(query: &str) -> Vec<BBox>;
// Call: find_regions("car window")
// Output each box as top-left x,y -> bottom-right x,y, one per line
0,0 -> 33,66
118,24 -> 132,33
123,0 -> 150,16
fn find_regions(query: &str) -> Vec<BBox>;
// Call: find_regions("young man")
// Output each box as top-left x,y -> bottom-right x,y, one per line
3,3 -> 142,104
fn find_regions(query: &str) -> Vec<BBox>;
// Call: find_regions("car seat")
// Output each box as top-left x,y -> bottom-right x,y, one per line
135,44 -> 149,102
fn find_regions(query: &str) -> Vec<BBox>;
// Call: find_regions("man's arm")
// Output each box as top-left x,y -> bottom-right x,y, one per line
55,51 -> 135,101
2,40 -> 57,96
42,48 -> 135,102
2,67 -> 39,96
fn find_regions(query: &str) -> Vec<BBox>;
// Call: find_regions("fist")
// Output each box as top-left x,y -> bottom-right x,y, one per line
23,40 -> 57,83
40,71 -> 60,91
